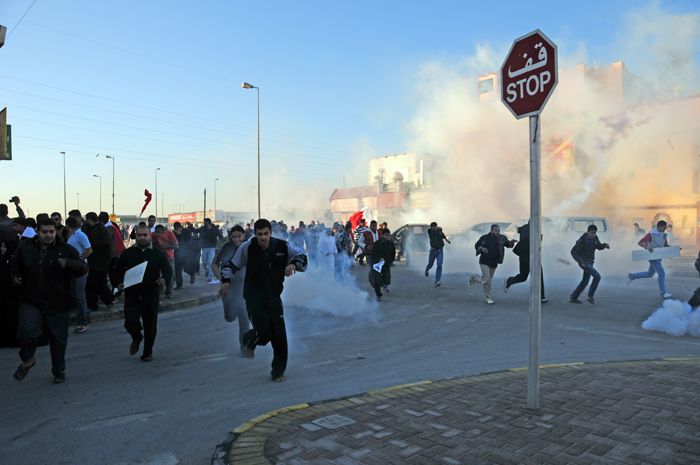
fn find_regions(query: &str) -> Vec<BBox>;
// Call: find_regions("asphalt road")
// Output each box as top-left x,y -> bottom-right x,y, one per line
2,261 -> 700,465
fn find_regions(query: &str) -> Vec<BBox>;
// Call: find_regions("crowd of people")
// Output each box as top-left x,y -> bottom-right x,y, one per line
0,191 -> 682,383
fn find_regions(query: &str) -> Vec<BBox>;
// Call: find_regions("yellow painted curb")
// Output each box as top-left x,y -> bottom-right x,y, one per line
233,403 -> 310,434
509,362 -> 585,372
367,380 -> 432,394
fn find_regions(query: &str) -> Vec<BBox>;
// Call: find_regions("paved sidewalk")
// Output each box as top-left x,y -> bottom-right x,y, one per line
84,275 -> 219,324
214,359 -> 700,465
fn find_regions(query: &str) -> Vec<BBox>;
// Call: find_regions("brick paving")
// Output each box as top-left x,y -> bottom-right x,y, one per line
221,359 -> 700,465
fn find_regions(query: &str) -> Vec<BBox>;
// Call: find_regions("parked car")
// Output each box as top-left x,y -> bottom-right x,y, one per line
450,221 -> 513,247
390,223 -> 430,253
505,216 -> 609,239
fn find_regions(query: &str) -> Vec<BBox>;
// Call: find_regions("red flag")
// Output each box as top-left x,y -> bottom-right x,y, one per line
349,210 -> 363,230
139,189 -> 153,216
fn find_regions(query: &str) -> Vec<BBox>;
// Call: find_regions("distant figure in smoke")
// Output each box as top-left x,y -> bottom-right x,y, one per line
633,222 -> 646,237
694,251 -> 700,280
470,224 -> 515,305
216,225 -> 251,357
352,219 -> 368,264
317,228 -> 337,274
222,219 -> 307,382
396,224 -> 410,263
503,221 -> 547,303
370,229 -> 395,300
569,224 -> 610,305
334,222 -> 352,279
628,220 -> 672,299
425,222 -> 450,287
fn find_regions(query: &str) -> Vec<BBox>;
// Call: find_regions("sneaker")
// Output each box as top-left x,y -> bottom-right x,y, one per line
376,294 -> 382,301
570,298 -> 582,304
271,374 -> 286,382
503,278 -> 509,294
52,371 -> 66,384
485,298 -> 495,305
434,282 -> 441,287
129,337 -> 142,356
587,296 -> 595,305
626,273 -> 634,285
468,275 -> 476,286
74,325 -> 89,334
140,354 -> 153,362
190,275 -> 196,284
662,292 -> 673,299
383,286 -> 390,293
541,298 -> 549,303
424,269 -> 429,277
210,279 -> 221,285
242,345 -> 255,359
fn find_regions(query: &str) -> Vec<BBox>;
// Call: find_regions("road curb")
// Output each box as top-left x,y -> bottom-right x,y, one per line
211,357 -> 700,465
87,293 -> 219,324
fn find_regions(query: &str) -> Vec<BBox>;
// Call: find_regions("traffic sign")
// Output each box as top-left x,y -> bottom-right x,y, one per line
500,29 -> 558,119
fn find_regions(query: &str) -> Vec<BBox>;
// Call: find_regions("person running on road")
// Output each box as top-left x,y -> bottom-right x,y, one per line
627,220 -> 673,299
216,225 -> 251,357
425,222 -> 450,287
222,219 -> 307,382
470,224 -> 515,304
503,221 -> 547,303
115,224 -> 172,362
370,228 -> 396,300
11,218 -> 88,383
569,224 -> 610,305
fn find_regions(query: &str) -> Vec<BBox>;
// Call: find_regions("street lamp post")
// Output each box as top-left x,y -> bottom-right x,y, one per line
92,174 -> 102,211
155,168 -> 161,222
241,82 -> 260,219
60,151 -> 66,219
100,154 -> 116,215
214,178 -> 219,218
76,192 -> 80,209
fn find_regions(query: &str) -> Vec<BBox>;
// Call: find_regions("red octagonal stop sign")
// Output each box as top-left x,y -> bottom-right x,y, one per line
501,29 -> 558,119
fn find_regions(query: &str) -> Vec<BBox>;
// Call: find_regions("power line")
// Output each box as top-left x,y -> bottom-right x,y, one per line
0,75 -> 356,152
7,0 -> 40,38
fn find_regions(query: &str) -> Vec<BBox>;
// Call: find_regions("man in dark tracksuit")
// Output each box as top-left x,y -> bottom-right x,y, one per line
83,212 -> 114,310
222,219 -> 307,382
115,224 -> 172,361
503,222 -> 547,302
570,224 -> 610,305
470,224 -> 515,304
11,218 -> 88,383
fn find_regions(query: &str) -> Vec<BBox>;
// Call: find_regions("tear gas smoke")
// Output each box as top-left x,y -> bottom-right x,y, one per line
403,3 -> 699,271
642,299 -> 700,337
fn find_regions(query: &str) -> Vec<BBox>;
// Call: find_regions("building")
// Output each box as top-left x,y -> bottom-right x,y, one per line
329,153 -> 437,223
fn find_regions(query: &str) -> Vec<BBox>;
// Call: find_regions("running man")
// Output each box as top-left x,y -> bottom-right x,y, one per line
425,222 -> 450,287
222,219 -> 307,382
569,224 -> 610,305
470,224 -> 515,304
628,220 -> 673,299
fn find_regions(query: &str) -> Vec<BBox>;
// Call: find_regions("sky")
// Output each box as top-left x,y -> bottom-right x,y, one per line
0,0 -> 698,218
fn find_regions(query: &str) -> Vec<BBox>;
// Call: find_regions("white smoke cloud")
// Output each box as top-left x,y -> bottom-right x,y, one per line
642,298 -> 700,336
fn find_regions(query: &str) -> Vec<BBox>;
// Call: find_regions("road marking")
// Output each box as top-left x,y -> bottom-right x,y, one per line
77,411 -> 161,431
557,325 -> 700,346
114,452 -> 179,465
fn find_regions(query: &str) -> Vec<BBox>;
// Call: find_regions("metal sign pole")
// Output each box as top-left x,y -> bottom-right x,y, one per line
528,114 -> 542,409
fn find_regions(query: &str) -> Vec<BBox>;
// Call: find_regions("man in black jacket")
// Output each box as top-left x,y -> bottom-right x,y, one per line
370,228 -> 396,300
83,212 -> 114,311
115,224 -> 172,361
569,224 -> 610,305
503,222 -> 547,303
470,224 -> 515,304
222,219 -> 306,382
199,218 -> 222,283
11,218 -> 88,383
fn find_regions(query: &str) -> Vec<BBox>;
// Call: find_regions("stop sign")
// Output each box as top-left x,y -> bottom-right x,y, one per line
501,29 -> 557,119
